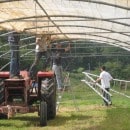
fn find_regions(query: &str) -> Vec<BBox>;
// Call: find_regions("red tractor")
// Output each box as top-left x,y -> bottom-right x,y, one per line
0,70 -> 56,126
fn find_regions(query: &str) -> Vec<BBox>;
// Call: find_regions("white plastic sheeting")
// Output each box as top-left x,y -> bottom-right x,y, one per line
0,0 -> 130,50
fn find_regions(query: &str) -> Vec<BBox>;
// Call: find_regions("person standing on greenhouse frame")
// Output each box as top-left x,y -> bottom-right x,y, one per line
29,34 -> 51,79
8,31 -> 21,79
51,43 -> 70,91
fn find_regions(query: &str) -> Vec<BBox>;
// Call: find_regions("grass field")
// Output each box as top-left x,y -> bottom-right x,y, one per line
0,73 -> 130,130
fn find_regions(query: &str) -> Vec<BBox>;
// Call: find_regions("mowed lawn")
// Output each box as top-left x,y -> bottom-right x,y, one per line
0,73 -> 130,130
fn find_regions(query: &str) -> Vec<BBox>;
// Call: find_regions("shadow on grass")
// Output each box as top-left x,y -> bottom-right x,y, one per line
0,114 -> 40,127
0,113 -> 92,128
48,114 -> 93,126
1,106 -> 130,129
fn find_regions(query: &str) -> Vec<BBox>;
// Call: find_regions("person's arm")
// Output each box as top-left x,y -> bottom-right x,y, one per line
95,73 -> 103,83
65,43 -> 71,52
109,73 -> 113,81
46,35 -> 51,48
95,77 -> 101,83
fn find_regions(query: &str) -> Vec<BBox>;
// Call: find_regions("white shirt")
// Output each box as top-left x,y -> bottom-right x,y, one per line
35,44 -> 47,52
35,37 -> 49,52
100,71 -> 113,88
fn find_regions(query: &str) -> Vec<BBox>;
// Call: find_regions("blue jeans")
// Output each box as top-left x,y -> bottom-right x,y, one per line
9,42 -> 20,78
52,65 -> 63,89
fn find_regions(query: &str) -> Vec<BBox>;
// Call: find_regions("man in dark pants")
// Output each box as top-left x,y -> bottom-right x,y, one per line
8,31 -> 21,79
51,43 -> 70,91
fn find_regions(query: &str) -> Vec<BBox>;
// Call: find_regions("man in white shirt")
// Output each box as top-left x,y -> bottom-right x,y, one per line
95,66 -> 113,106
29,34 -> 51,79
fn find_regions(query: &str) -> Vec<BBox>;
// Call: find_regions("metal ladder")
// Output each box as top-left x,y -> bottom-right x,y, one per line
56,72 -> 79,112
82,72 -> 112,105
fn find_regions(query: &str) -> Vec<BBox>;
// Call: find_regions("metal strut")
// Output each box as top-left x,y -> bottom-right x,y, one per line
56,72 -> 79,112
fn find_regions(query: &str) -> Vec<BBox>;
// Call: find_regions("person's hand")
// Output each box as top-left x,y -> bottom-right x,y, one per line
65,46 -> 71,51
93,81 -> 97,84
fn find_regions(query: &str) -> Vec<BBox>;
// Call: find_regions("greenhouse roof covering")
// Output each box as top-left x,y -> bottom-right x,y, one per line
0,0 -> 130,50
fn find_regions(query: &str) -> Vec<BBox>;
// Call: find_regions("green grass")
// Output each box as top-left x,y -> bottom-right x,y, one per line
0,73 -> 130,130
